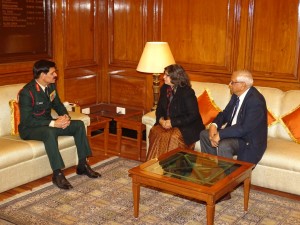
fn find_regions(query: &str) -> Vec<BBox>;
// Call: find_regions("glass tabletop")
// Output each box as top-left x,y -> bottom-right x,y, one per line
143,151 -> 241,187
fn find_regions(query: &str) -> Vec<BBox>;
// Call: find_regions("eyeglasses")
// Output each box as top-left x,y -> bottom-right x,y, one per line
229,81 -> 243,85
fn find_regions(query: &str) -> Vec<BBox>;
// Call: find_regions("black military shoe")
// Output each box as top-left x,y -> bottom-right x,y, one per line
76,164 -> 101,178
52,173 -> 73,190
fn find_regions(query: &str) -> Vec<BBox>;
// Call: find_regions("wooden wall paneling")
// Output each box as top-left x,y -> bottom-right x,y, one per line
147,0 -> 159,40
235,0 -> 249,71
62,0 -> 101,104
64,74 -> 97,105
65,0 -> 98,68
244,0 -> 300,90
110,69 -> 150,110
108,0 -> 146,66
145,72 -> 155,111
160,0 -> 239,75
64,66 -> 99,105
0,70 -> 33,87
0,62 -> 34,86
52,0 -> 65,99
98,0 -> 110,103
108,0 -> 156,111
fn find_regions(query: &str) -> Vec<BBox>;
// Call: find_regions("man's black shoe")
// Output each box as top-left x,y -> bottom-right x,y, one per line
76,164 -> 101,178
52,173 -> 73,190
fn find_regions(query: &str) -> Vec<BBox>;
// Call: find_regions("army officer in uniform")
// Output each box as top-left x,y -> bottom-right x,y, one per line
18,60 -> 100,190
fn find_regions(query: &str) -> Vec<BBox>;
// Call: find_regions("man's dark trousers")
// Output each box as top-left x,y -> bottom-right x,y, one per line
20,120 -> 91,171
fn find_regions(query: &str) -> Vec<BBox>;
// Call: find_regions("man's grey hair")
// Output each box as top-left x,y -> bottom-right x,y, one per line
235,70 -> 253,87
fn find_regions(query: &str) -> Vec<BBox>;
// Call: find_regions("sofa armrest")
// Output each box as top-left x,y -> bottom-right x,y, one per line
142,111 -> 156,153
68,111 -> 90,126
51,110 -> 90,127
142,110 -> 156,126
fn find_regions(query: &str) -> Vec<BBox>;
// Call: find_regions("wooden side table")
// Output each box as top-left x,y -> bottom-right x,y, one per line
87,115 -> 112,155
114,111 -> 146,161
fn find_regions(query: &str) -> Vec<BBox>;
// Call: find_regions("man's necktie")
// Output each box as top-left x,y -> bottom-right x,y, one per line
45,87 -> 50,99
229,97 -> 240,126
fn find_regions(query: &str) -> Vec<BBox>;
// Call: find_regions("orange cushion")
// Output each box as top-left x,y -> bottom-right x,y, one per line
280,105 -> 300,143
197,89 -> 221,127
9,99 -> 20,135
267,108 -> 277,127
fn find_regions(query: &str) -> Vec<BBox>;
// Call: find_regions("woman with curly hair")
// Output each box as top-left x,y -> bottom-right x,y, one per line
146,64 -> 205,160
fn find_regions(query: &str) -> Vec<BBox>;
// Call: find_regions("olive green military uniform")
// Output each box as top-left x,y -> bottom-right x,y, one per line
18,80 -> 92,171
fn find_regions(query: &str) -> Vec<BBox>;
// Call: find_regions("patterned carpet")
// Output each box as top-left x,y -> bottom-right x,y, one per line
0,157 -> 300,225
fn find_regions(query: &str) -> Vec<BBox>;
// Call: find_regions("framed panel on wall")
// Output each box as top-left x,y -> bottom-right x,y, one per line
0,0 -> 52,63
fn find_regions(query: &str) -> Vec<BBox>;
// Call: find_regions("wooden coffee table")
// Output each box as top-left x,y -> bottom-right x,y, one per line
128,148 -> 255,225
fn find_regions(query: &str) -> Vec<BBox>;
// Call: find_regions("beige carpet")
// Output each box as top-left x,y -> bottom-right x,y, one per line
0,157 -> 299,225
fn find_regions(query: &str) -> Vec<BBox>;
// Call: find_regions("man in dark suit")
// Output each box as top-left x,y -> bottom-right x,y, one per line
18,60 -> 101,190
199,70 -> 267,200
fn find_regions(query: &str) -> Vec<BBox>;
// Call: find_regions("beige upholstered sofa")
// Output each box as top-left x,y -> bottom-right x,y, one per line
142,81 -> 300,195
0,83 -> 90,193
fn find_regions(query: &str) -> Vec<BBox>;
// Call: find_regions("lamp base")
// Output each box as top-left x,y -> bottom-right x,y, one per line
152,73 -> 160,110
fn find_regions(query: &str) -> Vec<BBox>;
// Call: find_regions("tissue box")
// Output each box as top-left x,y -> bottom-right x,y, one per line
71,104 -> 81,113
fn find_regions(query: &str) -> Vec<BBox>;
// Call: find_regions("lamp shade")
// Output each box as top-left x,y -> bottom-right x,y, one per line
137,42 -> 175,73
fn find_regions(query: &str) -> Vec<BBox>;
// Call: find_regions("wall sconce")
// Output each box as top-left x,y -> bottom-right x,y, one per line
137,42 -> 175,110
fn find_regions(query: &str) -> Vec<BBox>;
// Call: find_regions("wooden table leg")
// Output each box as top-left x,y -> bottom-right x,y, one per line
132,181 -> 140,218
244,177 -> 251,211
206,202 -> 215,225
137,127 -> 142,160
104,121 -> 109,155
116,122 -> 122,156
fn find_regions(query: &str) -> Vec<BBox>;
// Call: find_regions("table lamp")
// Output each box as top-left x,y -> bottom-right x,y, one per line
137,42 -> 175,110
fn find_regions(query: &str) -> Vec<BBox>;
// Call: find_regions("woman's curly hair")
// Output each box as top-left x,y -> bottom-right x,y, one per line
164,64 -> 191,87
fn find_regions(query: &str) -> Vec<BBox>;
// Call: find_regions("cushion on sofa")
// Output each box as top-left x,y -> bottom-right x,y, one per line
267,108 -> 277,127
0,83 -> 25,136
197,89 -> 221,127
280,105 -> 300,143
191,81 -> 231,109
9,99 -> 20,135
277,89 -> 300,141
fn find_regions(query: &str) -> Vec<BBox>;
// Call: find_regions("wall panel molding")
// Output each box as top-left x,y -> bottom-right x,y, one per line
108,0 -> 147,67
64,0 -> 99,69
110,72 -> 148,109
245,0 -> 300,84
160,0 -> 240,74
